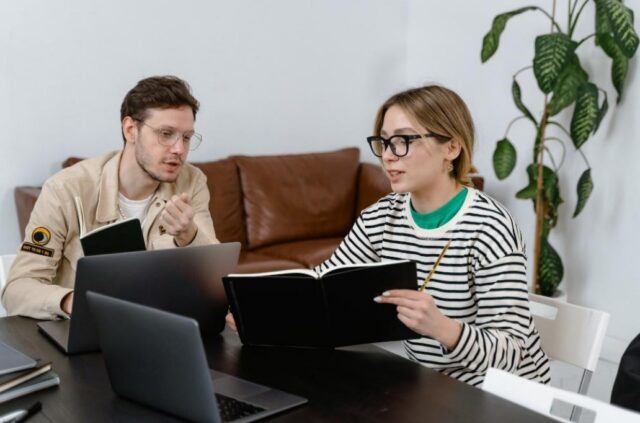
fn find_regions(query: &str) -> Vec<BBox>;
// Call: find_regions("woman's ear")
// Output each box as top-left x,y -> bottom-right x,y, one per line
446,138 -> 462,161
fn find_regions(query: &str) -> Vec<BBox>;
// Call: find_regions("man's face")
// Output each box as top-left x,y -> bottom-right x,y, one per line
132,106 -> 194,183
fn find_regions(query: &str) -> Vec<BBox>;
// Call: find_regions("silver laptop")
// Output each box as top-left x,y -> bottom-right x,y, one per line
86,291 -> 307,422
38,242 -> 240,355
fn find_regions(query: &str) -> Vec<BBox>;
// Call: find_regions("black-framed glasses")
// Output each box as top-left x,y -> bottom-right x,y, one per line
136,120 -> 203,151
366,133 -> 451,158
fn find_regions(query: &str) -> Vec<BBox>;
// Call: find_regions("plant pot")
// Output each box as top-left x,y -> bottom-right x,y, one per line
552,288 -> 567,302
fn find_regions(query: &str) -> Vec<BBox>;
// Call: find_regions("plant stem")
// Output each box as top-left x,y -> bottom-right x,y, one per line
576,33 -> 596,48
548,120 -> 572,139
533,6 -> 563,33
569,0 -> 590,36
503,115 -> 531,138
533,0 -> 557,295
544,137 -> 567,169
577,147 -> 591,168
514,66 -> 533,79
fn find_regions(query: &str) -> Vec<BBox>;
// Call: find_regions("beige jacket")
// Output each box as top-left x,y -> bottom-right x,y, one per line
2,151 -> 218,319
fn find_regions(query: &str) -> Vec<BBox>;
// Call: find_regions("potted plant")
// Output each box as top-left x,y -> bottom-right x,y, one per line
480,0 -> 637,296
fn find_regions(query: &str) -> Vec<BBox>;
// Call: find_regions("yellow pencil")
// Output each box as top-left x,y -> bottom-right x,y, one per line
419,239 -> 452,292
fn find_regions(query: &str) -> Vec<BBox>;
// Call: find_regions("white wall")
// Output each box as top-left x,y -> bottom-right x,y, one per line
407,0 -> 639,360
0,0 -> 408,253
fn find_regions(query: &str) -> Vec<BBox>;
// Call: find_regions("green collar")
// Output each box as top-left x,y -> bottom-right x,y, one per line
410,187 -> 468,230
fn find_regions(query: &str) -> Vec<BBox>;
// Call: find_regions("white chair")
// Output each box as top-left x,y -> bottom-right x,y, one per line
0,254 -> 16,317
483,368 -> 640,422
529,293 -> 610,421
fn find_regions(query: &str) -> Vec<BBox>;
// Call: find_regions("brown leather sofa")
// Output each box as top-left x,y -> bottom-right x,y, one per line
14,147 -> 483,273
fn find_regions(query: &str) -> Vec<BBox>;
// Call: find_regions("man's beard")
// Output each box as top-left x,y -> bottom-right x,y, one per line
135,145 -> 181,183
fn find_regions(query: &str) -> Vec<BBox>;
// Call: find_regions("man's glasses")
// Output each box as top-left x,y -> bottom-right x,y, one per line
137,120 -> 203,151
366,133 -> 451,158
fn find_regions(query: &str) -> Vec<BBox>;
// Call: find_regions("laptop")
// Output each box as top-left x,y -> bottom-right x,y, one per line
86,291 -> 307,422
38,242 -> 240,354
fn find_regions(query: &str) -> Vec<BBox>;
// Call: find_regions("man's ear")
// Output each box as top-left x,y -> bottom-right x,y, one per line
122,116 -> 138,145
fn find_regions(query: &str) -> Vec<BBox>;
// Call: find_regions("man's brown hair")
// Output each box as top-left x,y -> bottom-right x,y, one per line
120,75 -> 200,142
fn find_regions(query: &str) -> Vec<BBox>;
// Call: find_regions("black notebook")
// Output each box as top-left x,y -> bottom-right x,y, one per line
80,218 -> 146,256
74,196 -> 146,256
223,260 -> 419,348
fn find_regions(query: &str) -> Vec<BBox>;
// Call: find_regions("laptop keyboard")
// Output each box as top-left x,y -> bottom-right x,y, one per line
215,393 -> 266,422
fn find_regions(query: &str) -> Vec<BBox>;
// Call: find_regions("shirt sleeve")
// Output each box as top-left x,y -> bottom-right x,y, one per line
183,170 -> 218,246
2,179 -> 73,319
443,252 -> 535,374
315,214 -> 380,273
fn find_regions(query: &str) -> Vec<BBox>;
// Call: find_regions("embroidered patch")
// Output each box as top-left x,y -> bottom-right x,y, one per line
159,225 -> 167,235
31,227 -> 51,246
21,242 -> 54,257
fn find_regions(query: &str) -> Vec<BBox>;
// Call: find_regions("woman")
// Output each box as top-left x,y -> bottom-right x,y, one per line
316,85 -> 550,386
226,85 -> 550,387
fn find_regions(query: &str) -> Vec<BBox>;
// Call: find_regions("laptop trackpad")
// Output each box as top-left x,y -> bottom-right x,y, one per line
210,369 -> 269,399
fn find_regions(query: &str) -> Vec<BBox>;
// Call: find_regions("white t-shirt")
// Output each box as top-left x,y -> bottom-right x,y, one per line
118,192 -> 153,226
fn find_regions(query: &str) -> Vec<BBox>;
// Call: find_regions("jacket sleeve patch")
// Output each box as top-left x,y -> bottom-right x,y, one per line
21,242 -> 55,257
31,227 -> 52,246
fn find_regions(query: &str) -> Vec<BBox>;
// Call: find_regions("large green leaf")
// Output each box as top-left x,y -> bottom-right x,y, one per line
599,33 -> 629,102
493,138 -> 517,180
516,164 -> 538,200
573,168 -> 594,217
602,0 -> 639,57
547,54 -> 588,116
512,79 -> 537,123
593,92 -> 609,133
533,33 -> 577,93
538,237 -> 564,296
595,0 -> 612,46
570,83 -> 599,148
481,6 -> 538,62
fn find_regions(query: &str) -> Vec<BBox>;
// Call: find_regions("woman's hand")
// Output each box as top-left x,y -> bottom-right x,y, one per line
225,311 -> 238,333
374,289 -> 462,350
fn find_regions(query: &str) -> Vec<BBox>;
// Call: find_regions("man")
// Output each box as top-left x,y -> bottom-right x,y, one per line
2,75 -> 218,319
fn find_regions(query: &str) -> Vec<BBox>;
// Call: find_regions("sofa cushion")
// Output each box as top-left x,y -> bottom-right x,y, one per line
235,148 -> 360,249
192,159 -> 246,246
236,252 -> 305,274
255,237 -> 343,268
356,162 -> 391,215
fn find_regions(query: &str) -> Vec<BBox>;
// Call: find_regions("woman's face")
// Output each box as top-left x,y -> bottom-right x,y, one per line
380,105 -> 458,194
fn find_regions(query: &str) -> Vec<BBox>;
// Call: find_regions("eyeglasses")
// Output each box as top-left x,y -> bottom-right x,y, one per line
366,133 -> 451,158
136,120 -> 203,151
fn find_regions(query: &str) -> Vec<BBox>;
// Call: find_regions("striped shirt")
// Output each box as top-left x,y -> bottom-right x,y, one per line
317,188 -> 551,386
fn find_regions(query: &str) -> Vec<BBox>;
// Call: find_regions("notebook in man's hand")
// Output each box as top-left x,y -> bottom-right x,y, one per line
80,218 -> 146,256
223,260 -> 419,348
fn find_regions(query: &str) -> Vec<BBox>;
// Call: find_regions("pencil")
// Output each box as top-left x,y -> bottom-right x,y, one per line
418,239 -> 452,292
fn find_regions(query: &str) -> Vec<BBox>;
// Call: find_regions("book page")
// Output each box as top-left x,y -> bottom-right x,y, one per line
74,196 -> 86,237
227,268 -> 319,279
318,259 -> 411,278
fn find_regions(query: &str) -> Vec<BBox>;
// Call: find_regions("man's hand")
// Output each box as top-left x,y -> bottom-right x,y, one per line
225,312 -> 238,333
61,292 -> 74,315
374,289 -> 462,350
161,193 -> 197,246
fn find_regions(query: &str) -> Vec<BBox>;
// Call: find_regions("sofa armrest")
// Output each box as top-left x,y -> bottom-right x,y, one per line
15,186 -> 42,238
355,163 -> 391,215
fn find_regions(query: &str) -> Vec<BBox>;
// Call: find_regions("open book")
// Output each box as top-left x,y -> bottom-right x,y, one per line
75,197 -> 146,256
223,260 -> 419,348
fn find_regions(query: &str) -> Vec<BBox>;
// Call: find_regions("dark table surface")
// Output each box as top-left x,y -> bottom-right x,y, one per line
0,316 -> 553,422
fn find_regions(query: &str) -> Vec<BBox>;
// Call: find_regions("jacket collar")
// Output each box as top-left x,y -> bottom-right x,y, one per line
95,150 -> 178,224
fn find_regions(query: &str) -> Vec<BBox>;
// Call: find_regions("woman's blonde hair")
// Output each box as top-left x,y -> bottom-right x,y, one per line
373,85 -> 478,186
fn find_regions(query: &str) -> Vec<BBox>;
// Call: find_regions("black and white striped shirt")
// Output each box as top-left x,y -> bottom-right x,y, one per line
317,188 -> 551,386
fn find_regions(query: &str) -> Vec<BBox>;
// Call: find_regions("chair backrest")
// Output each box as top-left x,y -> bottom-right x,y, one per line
483,368 -> 640,422
0,254 -> 17,317
529,293 -> 609,372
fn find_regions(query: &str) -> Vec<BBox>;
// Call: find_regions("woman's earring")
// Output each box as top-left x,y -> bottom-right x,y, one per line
447,163 -> 454,172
